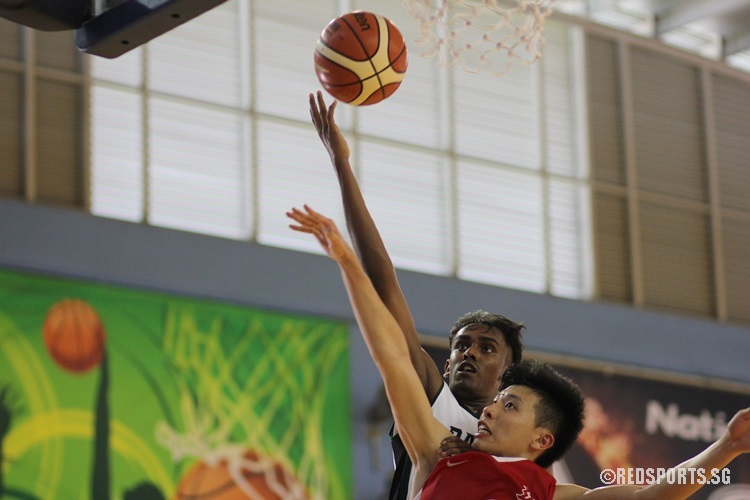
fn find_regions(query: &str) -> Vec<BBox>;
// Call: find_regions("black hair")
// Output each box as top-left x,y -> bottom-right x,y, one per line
449,310 -> 524,363
500,359 -> 585,468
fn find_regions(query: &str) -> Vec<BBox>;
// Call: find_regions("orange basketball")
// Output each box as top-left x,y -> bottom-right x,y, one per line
314,11 -> 408,106
176,450 -> 308,499
43,299 -> 105,373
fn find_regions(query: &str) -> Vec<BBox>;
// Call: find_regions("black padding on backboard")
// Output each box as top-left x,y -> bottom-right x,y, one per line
74,0 -> 229,59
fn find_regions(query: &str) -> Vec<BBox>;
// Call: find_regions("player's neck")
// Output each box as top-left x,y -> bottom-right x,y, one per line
455,392 -> 495,416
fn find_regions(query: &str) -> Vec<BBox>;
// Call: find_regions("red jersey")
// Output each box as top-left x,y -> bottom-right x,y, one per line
418,451 -> 556,500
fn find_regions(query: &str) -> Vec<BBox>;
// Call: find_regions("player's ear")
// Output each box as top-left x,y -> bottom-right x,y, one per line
443,360 -> 450,380
532,430 -> 554,452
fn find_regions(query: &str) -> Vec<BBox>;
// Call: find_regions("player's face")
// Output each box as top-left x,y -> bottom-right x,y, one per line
443,325 -> 513,405
472,385 -> 550,459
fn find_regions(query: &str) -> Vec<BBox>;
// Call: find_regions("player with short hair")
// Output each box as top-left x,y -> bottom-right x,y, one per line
288,205 -> 750,499
420,358 -> 584,499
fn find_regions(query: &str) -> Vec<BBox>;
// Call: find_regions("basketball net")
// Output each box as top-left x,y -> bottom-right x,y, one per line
155,308 -> 348,499
403,0 -> 557,76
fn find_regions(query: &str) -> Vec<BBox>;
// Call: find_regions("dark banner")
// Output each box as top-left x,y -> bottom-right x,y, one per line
552,364 -> 750,499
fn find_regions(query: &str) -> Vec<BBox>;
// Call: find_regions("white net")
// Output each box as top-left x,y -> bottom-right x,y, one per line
154,307 -> 349,499
403,0 -> 557,76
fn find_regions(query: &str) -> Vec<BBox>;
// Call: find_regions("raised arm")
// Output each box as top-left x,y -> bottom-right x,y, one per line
309,92 -> 443,398
288,205 -> 449,484
555,407 -> 750,499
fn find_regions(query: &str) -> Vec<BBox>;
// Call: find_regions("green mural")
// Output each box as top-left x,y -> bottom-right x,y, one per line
0,269 -> 351,499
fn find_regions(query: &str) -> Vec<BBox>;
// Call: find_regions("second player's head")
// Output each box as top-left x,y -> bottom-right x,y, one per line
472,359 -> 585,468
443,310 -> 525,404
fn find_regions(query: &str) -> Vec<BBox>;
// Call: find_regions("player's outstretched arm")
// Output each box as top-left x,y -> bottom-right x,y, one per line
288,205 -> 449,480
555,407 -> 750,499
309,91 -> 443,398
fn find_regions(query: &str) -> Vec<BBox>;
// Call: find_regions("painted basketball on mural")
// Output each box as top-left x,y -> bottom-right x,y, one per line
175,449 -> 309,499
42,299 -> 106,373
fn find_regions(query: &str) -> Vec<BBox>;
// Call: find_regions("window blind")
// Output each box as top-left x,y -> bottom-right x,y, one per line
87,0 -> 591,304
360,140 -> 451,275
149,97 -> 249,239
457,159 -> 545,292
90,86 -> 144,221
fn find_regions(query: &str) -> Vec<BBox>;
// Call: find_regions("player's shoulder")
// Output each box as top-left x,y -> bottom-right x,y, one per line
551,482 -> 590,499
489,455 -> 549,473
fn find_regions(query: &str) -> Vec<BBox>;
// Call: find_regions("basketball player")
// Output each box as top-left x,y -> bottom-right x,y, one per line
309,90 -> 525,499
287,205 -> 750,499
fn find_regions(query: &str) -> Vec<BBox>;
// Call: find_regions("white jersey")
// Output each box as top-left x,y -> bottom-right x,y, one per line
389,381 -> 480,500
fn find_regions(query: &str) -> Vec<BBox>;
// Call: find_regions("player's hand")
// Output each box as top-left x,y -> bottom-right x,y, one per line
437,435 -> 472,458
287,205 -> 350,262
310,91 -> 351,162
725,407 -> 750,456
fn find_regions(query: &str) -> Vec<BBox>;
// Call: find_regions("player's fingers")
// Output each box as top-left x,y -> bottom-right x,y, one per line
317,91 -> 328,117
303,204 -> 331,224
289,216 -> 327,245
304,204 -> 324,216
289,206 -> 310,216
438,445 -> 461,457
328,100 -> 338,126
315,95 -> 328,135
316,98 -> 330,137
309,92 -> 320,115
286,207 -> 304,219
309,92 -> 317,113
288,224 -> 314,234
301,221 -> 327,243
286,207 -> 313,226
290,210 -> 330,243
309,95 -> 324,129
310,109 -> 322,134
301,206 -> 338,239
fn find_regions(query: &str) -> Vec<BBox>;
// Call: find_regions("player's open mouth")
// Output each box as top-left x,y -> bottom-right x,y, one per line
457,362 -> 476,373
476,421 -> 491,437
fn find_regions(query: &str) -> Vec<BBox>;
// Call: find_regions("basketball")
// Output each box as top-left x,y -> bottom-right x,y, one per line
175,449 -> 308,499
42,298 -> 106,373
314,11 -> 408,106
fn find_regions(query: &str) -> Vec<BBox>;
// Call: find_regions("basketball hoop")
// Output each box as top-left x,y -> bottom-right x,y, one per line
403,0 -> 557,76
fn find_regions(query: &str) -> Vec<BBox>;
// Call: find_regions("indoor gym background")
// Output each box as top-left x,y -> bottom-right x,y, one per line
1,0 -> 750,498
